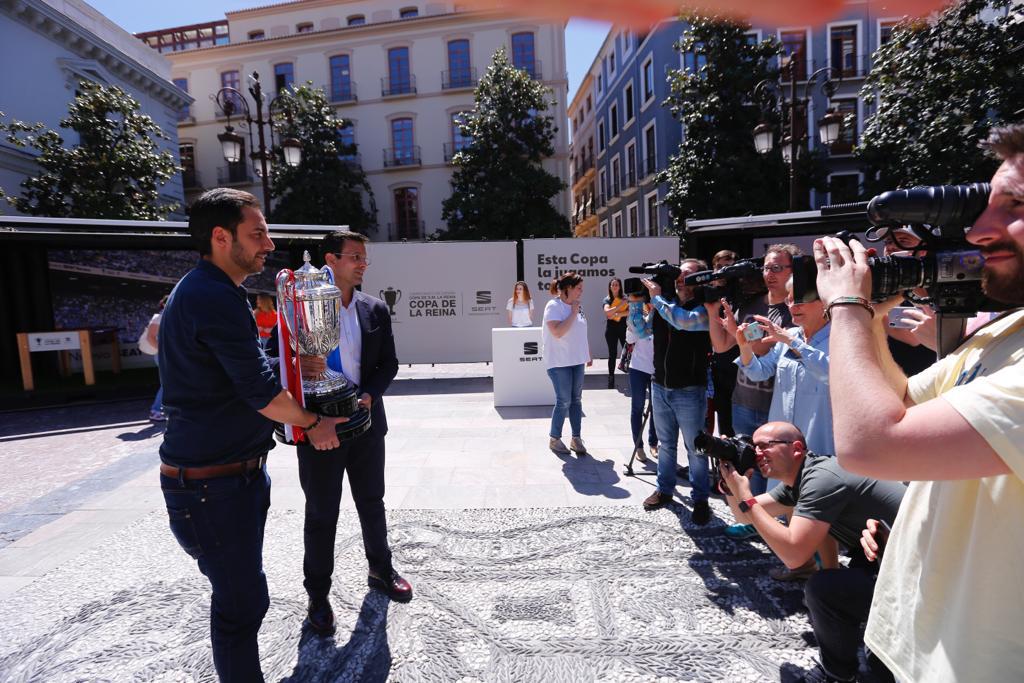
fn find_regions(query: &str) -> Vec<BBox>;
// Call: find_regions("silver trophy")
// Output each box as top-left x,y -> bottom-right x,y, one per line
275,250 -> 371,441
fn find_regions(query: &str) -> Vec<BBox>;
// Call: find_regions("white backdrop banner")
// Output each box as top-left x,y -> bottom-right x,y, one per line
362,241 -> 518,364
522,237 -> 681,357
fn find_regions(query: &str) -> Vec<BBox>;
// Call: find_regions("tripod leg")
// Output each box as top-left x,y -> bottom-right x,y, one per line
625,395 -> 654,476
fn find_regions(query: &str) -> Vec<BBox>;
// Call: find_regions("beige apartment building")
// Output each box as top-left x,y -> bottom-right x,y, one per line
147,0 -> 569,240
567,71 -> 597,237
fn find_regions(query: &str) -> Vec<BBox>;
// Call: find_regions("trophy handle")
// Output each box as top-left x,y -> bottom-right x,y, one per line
379,289 -> 385,299
395,290 -> 402,303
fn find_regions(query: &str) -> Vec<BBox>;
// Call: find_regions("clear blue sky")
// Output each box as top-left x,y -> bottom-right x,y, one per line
85,1 -> 609,100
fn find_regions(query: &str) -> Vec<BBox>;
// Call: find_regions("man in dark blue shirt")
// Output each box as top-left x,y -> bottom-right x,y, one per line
159,188 -> 344,682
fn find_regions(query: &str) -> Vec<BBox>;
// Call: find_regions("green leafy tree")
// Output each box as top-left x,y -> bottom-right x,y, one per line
439,48 -> 568,240
268,84 -> 375,230
856,0 -> 1024,195
0,82 -> 178,219
659,13 -> 827,227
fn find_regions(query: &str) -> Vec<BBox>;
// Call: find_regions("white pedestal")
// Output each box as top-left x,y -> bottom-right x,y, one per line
492,327 -> 554,407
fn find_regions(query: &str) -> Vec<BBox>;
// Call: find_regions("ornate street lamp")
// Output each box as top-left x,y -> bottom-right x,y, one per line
213,71 -> 301,215
752,52 -> 844,210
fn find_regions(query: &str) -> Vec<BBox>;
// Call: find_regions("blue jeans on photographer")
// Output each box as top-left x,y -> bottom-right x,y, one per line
732,403 -> 769,496
628,368 -> 658,449
161,466 -> 271,682
652,383 -> 709,501
546,364 -> 585,439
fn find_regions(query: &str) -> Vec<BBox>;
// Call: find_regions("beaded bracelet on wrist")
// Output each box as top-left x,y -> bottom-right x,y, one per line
305,413 -> 323,431
824,296 -> 874,321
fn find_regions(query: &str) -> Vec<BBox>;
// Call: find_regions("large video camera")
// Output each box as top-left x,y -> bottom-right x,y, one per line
682,258 -> 768,307
695,431 -> 758,488
790,183 -> 993,315
627,261 -> 682,298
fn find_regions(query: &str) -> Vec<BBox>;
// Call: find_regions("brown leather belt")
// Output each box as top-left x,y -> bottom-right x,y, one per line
160,455 -> 267,481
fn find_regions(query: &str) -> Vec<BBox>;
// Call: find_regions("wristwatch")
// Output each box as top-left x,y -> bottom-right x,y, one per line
738,497 -> 758,513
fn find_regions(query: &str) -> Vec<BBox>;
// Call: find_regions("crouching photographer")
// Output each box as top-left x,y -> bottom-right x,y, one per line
814,125 -> 1024,682
712,422 -> 905,683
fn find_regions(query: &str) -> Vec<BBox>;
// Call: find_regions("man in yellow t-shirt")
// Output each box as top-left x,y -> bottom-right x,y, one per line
812,123 -> 1024,683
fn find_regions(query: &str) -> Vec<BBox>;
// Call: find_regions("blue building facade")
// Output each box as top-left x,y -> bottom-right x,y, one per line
570,4 -> 925,237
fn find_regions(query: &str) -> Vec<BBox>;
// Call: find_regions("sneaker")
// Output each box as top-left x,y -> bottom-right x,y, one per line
633,447 -> 649,463
769,561 -> 818,582
691,500 -> 712,525
650,444 -> 659,457
796,663 -> 852,683
724,523 -> 759,540
569,437 -> 587,456
149,410 -> 167,422
549,437 -> 571,455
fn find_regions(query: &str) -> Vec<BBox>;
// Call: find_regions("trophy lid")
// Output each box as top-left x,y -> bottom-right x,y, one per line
290,250 -> 340,300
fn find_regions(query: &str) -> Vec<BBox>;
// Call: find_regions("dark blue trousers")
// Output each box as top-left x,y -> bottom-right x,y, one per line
297,432 -> 392,600
161,467 -> 271,682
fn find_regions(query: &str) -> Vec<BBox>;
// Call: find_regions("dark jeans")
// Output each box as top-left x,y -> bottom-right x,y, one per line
627,368 -> 658,449
605,319 -> 626,377
710,353 -> 738,437
297,432 -> 392,600
161,467 -> 271,683
804,561 -> 894,682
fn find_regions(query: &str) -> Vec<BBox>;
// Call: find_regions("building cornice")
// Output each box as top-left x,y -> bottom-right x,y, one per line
162,9 -> 514,63
1,0 -> 191,109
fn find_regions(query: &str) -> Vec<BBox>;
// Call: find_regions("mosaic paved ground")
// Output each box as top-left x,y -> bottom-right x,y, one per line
0,502 -> 820,682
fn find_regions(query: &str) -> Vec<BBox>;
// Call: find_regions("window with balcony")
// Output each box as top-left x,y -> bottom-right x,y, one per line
511,32 -> 538,78
400,7 -> 419,18
610,155 -> 621,196
609,52 -> 616,79
296,22 -> 314,33
337,124 -> 357,162
180,143 -> 198,188
879,20 -> 899,47
642,57 -> 654,104
645,192 -> 659,235
613,212 -> 623,237
447,112 -> 472,160
643,122 -> 656,176
609,103 -> 618,139
274,63 -> 294,93
830,25 -> 858,76
446,39 -> 473,88
780,30 -> 808,80
172,78 -> 190,121
625,141 -> 636,188
386,47 -> 413,95
248,30 -> 265,40
600,219 -> 608,236
347,15 -> 366,26
624,83 -> 634,123
599,168 -> 607,204
329,54 -> 354,102
830,99 -> 858,154
597,73 -> 603,96
627,202 -> 639,237
598,121 -> 606,152
390,117 -> 416,165
220,70 -> 242,112
394,187 -> 420,239
586,95 -> 592,112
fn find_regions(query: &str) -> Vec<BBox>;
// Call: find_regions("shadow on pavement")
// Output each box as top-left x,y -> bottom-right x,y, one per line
0,399 -> 153,440
388,376 -> 493,396
281,591 -> 391,683
555,452 -> 630,500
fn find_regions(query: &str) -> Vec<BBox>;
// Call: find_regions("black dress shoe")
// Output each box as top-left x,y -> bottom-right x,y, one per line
691,500 -> 712,526
368,569 -> 413,603
306,596 -> 336,636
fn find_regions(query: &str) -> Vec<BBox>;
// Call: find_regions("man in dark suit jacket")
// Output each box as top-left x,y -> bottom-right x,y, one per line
273,229 -> 410,636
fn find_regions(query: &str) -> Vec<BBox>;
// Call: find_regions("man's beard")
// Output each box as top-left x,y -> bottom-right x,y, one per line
981,239 -> 1024,306
231,241 -> 266,276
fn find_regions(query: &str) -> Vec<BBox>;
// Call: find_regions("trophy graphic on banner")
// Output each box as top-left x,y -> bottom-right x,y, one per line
380,287 -> 401,315
274,251 -> 372,443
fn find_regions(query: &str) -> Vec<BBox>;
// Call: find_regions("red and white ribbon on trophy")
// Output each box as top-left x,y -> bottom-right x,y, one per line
277,269 -> 308,444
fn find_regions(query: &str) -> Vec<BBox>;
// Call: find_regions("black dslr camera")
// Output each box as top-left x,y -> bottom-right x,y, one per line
695,431 -> 758,496
683,258 -> 768,307
627,261 -> 682,297
791,183 -> 993,315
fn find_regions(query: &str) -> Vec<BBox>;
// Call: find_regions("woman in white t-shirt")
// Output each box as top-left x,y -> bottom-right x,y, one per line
542,272 -> 591,456
506,280 -> 535,327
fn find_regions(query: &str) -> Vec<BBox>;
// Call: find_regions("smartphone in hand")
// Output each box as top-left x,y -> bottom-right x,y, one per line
887,307 -> 916,329
743,321 -> 766,342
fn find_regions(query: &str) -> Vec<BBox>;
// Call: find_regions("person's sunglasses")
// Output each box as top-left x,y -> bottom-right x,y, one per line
753,439 -> 793,451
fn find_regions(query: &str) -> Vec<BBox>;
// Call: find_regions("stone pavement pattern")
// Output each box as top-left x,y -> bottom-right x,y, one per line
0,365 -> 823,681
0,505 -> 816,682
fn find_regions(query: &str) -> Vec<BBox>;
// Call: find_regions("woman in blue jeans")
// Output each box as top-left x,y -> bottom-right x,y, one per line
625,299 -> 658,461
541,272 -> 591,456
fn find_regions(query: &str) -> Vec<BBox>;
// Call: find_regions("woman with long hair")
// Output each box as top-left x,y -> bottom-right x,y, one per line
506,280 -> 534,327
542,272 -> 591,456
603,277 -> 628,389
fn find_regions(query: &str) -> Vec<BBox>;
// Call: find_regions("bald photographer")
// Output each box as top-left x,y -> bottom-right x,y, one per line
716,422 -> 905,683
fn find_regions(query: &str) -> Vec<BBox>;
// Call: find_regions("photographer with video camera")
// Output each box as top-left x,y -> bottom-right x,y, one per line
627,259 -> 714,524
814,125 -> 1024,682
713,422 -> 905,683
705,245 -> 796,539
